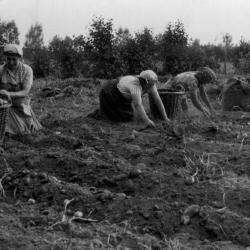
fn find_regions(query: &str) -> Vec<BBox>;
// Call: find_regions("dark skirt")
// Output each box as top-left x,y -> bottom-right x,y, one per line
99,80 -> 134,122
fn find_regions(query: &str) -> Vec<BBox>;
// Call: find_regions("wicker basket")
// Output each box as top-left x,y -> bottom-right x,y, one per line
0,102 -> 11,146
149,89 -> 185,119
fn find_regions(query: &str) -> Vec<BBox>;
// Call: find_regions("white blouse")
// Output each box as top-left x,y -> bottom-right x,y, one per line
117,75 -> 143,100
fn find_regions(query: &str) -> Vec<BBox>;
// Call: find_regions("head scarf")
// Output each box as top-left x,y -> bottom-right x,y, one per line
195,67 -> 217,85
139,70 -> 158,92
3,44 -> 23,57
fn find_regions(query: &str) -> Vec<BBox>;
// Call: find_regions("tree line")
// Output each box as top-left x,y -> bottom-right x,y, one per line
1,16 -> 250,79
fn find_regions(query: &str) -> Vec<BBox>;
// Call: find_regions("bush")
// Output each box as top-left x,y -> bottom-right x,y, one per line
21,17 -> 225,79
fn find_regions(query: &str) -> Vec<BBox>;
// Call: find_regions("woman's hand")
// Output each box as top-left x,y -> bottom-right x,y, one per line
162,116 -> 171,123
0,90 -> 11,100
144,120 -> 156,129
137,119 -> 156,132
202,108 -> 211,118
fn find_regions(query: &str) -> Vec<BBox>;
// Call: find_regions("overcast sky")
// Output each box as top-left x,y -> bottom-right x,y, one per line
0,0 -> 250,45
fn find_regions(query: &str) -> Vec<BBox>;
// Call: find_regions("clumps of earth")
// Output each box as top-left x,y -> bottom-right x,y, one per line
0,78 -> 250,249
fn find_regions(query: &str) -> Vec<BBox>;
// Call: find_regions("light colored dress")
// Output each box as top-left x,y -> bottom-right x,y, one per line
164,72 -> 199,93
163,71 -> 201,114
0,62 -> 42,134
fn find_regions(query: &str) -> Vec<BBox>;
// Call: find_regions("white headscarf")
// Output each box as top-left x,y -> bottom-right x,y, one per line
3,44 -> 23,57
139,70 -> 158,84
139,70 -> 158,92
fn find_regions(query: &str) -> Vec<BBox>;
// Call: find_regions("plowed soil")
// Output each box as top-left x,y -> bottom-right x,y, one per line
0,78 -> 250,250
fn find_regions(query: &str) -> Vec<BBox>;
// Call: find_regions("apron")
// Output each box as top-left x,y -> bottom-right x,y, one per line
0,63 -> 42,134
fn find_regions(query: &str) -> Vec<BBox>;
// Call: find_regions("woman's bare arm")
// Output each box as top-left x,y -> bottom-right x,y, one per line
190,89 -> 211,117
131,93 -> 155,127
199,85 -> 214,112
147,85 -> 170,121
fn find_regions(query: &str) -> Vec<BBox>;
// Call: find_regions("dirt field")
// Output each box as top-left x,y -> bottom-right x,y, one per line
0,78 -> 250,250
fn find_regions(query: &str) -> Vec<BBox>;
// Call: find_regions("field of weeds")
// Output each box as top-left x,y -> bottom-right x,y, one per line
0,77 -> 250,250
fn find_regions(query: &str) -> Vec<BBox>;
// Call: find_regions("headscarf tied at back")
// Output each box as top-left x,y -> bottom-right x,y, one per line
3,44 -> 23,57
195,67 -> 217,85
138,70 -> 158,92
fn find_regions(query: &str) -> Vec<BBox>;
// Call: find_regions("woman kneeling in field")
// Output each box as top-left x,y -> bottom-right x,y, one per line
163,67 -> 217,117
0,44 -> 42,135
91,70 -> 170,128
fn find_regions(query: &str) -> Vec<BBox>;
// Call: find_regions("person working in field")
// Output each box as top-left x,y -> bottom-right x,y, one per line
90,70 -> 170,128
163,67 -> 217,117
0,44 -> 42,134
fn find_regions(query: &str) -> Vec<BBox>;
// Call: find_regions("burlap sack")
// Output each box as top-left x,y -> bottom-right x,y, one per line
222,77 -> 250,111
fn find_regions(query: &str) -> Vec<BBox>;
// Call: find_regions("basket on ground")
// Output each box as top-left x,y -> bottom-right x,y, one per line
149,89 -> 185,119
0,102 -> 11,145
